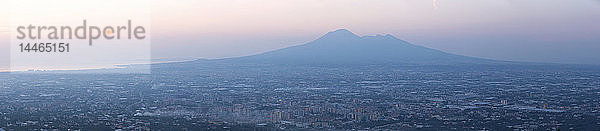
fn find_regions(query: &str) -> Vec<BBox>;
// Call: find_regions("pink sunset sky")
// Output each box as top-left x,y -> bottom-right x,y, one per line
1,0 -> 600,71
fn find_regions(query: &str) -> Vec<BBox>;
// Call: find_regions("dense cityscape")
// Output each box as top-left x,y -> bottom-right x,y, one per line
0,64 -> 599,130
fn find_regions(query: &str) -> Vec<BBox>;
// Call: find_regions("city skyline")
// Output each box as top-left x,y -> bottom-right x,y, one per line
0,1 -> 599,130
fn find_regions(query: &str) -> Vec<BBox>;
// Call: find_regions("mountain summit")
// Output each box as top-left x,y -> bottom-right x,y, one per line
316,29 -> 360,41
215,29 -> 497,65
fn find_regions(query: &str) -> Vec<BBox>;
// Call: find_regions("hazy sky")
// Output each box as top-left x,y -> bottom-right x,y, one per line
2,0 -> 600,71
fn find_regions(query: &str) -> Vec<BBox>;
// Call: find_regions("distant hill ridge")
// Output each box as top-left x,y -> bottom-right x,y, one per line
208,29 -> 500,65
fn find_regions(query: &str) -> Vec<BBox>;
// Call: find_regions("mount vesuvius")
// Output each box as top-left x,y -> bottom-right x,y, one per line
201,29 -> 503,66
